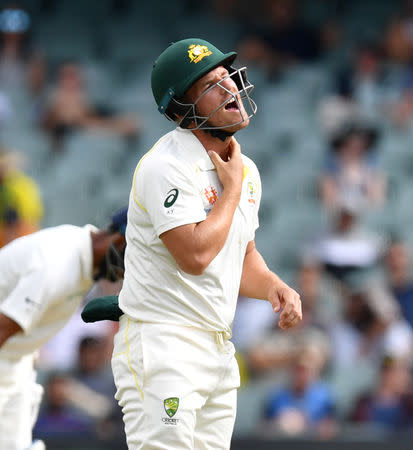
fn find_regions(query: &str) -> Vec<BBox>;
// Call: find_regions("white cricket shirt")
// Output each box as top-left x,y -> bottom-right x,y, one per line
0,225 -> 95,360
120,127 -> 261,335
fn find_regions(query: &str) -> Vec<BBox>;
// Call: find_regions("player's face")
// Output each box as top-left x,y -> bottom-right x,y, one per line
186,66 -> 250,132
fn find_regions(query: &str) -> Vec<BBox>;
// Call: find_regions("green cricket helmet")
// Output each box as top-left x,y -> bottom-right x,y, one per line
151,38 -> 257,132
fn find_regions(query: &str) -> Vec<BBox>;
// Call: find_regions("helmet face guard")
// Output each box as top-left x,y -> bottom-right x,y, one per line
165,66 -> 257,131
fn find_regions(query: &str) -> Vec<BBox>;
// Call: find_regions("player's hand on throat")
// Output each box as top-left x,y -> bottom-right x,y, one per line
208,137 -> 243,200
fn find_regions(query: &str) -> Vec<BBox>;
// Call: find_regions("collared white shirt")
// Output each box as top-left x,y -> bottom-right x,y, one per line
0,225 -> 95,360
120,127 -> 261,335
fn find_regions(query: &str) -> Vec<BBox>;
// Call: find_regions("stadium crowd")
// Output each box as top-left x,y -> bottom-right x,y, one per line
1,0 -> 413,445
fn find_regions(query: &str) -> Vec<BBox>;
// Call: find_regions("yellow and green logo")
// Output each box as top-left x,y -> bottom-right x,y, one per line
164,397 -> 179,417
188,44 -> 212,63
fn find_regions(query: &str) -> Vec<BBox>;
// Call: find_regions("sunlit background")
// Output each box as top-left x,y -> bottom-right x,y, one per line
1,0 -> 413,448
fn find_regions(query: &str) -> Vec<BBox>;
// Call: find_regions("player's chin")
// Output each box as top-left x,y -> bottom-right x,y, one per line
226,116 -> 250,133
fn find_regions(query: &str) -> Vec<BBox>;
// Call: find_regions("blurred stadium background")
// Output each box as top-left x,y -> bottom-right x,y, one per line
2,0 -> 413,448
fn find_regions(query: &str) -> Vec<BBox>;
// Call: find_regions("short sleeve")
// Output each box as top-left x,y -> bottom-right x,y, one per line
246,159 -> 261,240
253,169 -> 262,234
0,269 -> 49,334
138,157 -> 206,236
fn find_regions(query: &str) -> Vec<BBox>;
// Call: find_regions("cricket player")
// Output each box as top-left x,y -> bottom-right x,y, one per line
0,208 -> 127,450
112,38 -> 302,450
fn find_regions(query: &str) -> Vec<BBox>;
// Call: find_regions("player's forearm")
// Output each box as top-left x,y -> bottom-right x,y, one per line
239,245 -> 288,300
0,313 -> 22,348
183,188 -> 240,274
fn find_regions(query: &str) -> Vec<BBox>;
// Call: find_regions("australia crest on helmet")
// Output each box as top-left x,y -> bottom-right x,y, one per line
188,44 -> 212,63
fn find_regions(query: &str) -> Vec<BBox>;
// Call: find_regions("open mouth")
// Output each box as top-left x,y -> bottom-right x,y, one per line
224,100 -> 239,111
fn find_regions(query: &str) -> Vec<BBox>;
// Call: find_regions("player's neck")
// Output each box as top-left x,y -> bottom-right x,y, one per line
192,129 -> 232,160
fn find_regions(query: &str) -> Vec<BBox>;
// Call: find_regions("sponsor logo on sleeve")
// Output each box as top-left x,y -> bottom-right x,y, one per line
164,189 -> 179,208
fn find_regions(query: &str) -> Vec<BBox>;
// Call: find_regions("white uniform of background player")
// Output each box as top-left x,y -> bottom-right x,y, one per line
112,38 -> 302,450
0,212 -> 126,450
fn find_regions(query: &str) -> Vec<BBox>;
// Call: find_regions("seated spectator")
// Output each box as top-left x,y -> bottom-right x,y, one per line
0,3 -> 31,88
329,280 -> 413,370
69,336 -> 121,438
385,237 -> 413,329
0,3 -> 47,98
294,262 -> 342,326
319,121 -> 386,213
246,263 -> 331,380
386,71 -> 413,128
384,0 -> 413,63
319,43 -> 387,136
232,295 -> 274,354
71,336 -> 116,403
237,0 -> 323,78
305,201 -> 386,282
34,372 -> 94,437
0,150 -> 43,247
318,73 -> 361,139
41,62 -> 140,151
261,344 -> 336,439
350,356 -> 413,430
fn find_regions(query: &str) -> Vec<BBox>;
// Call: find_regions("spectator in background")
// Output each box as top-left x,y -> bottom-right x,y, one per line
386,71 -> 413,128
350,356 -> 413,430
385,238 -> 413,329
305,201 -> 385,282
34,372 -> 94,438
261,344 -> 336,439
349,43 -> 388,120
69,336 -> 121,439
0,149 -> 43,247
319,121 -> 386,214
384,0 -> 413,64
71,336 -> 116,404
328,280 -> 413,371
0,3 -> 31,88
41,62 -> 140,151
318,72 -> 361,139
319,43 -> 387,136
237,0 -> 322,78
246,263 -> 331,381
0,3 -> 47,96
232,295 -> 274,354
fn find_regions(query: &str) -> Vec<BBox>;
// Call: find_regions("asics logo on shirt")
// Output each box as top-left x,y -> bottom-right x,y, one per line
164,189 -> 179,208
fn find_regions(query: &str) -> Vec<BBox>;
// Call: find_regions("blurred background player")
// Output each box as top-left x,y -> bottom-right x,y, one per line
0,208 -> 127,450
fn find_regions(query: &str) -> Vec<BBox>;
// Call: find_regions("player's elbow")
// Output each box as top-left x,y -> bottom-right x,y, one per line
178,252 -> 210,275
0,313 -> 22,348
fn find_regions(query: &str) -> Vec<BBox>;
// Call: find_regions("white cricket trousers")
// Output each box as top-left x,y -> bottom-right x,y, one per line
0,354 -> 44,450
111,315 -> 240,450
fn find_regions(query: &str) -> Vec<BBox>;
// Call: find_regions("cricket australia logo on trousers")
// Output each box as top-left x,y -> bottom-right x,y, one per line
162,397 -> 180,425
